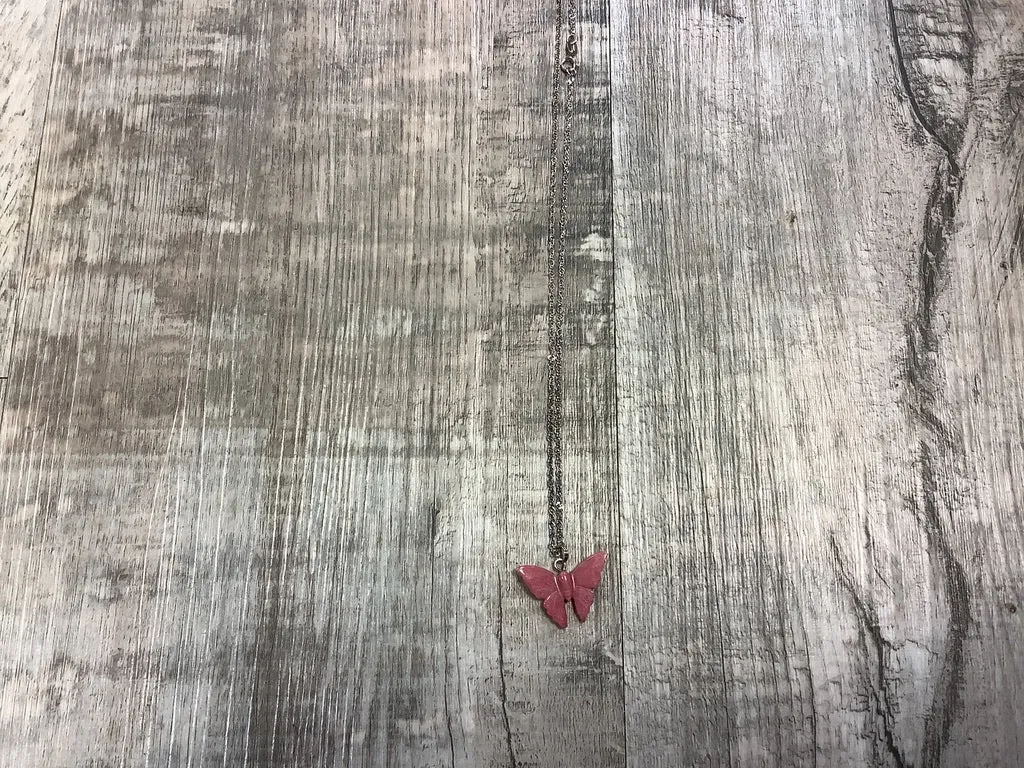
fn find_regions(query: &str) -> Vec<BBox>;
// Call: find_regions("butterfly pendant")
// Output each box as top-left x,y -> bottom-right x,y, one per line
515,551 -> 608,629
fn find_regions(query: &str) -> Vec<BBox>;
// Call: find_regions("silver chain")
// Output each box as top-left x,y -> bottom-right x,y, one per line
545,0 -> 578,572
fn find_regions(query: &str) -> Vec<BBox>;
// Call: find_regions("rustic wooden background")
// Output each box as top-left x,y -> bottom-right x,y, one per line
2,0 -> 1023,765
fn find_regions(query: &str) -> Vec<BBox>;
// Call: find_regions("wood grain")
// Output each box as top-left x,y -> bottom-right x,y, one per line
612,0 -> 1024,765
0,0 -> 622,765
1,0 -> 1023,765
0,0 -> 62,375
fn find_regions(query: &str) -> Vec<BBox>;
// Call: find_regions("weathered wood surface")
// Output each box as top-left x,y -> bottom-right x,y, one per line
615,0 -> 1024,765
0,0 -> 61,377
0,0 -> 1021,766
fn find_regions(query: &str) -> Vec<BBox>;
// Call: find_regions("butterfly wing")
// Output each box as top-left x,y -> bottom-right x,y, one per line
517,565 -> 569,629
568,552 -> 606,624
542,592 -> 569,629
570,551 -> 607,589
515,565 -> 558,600
571,586 -> 595,622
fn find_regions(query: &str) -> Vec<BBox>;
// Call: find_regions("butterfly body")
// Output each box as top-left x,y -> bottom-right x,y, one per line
515,551 -> 607,629
555,571 -> 575,600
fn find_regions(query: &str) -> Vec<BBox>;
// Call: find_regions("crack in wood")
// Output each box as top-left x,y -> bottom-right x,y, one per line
915,447 -> 972,768
794,602 -> 820,768
433,536 -> 458,767
886,1 -> 977,765
905,157 -> 964,432
495,575 -> 518,768
828,536 -> 909,768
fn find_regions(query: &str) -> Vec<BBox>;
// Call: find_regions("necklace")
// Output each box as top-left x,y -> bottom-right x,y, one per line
514,0 -> 607,630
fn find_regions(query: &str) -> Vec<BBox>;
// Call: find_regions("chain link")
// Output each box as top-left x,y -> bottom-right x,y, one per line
545,0 -> 578,572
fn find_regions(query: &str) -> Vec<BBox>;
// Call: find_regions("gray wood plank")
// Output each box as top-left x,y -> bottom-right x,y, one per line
612,0 -> 1024,765
496,0 -> 625,763
0,0 -> 62,375
926,4 -> 1024,764
0,0 -> 623,765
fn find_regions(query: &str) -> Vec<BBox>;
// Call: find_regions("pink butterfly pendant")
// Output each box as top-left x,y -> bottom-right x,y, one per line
515,551 -> 608,629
